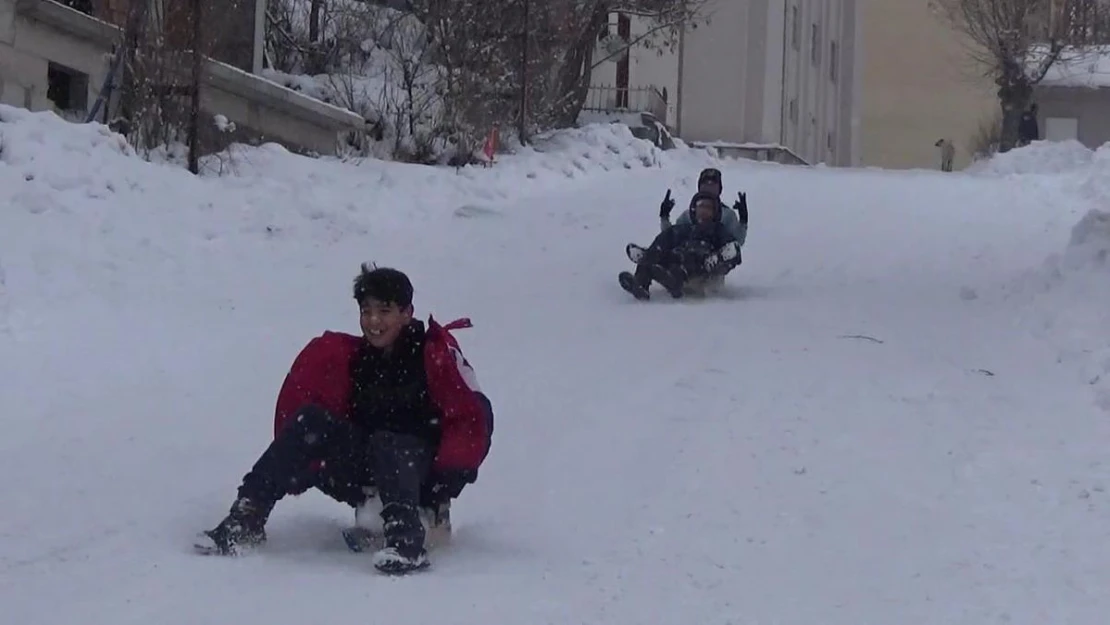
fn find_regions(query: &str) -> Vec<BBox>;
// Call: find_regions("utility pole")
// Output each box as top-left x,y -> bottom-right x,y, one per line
518,0 -> 529,144
188,0 -> 203,174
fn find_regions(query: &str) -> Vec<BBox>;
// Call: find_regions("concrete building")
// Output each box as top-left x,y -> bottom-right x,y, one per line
1033,46 -> 1110,149
857,0 -> 997,170
0,0 -> 365,156
588,0 -> 861,167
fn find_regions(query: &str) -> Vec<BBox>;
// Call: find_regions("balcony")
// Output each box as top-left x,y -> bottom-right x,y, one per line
582,83 -> 668,124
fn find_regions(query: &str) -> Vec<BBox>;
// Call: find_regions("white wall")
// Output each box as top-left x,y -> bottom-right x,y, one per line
675,0 -> 753,142
760,0 -> 787,145
587,0 -> 859,166
627,23 -> 679,125
591,15 -> 679,126
777,0 -> 856,165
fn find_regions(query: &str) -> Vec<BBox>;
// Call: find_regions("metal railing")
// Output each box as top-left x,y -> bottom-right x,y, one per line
689,141 -> 810,166
582,84 -> 668,123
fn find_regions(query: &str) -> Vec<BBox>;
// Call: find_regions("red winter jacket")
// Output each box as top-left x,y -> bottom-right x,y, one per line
272,317 -> 493,474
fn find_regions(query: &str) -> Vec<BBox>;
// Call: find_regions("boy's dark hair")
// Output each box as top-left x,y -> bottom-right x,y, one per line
353,263 -> 414,308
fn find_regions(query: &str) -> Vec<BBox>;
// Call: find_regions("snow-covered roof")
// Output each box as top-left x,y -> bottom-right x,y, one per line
1034,45 -> 1110,88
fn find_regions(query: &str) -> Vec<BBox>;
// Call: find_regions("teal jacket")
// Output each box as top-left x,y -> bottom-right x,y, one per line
661,201 -> 747,246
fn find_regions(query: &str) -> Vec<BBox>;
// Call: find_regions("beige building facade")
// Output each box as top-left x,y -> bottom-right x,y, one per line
590,0 -> 861,167
858,0 -> 997,170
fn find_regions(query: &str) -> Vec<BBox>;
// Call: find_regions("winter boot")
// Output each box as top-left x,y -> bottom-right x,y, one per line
195,497 -> 272,555
650,264 -> 685,298
618,271 -> 650,300
372,502 -> 430,574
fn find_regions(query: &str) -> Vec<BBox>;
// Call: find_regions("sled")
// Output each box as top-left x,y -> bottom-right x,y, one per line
342,494 -> 453,554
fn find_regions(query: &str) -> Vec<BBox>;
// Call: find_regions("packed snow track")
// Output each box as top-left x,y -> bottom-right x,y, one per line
2,108 -> 1109,625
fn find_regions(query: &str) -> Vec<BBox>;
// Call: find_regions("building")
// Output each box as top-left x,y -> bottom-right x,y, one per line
1032,46 -> 1110,149
0,0 -> 365,156
857,0 -> 997,170
587,0 -> 861,167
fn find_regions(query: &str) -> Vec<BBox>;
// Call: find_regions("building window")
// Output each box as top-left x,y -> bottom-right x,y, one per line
789,98 -> 798,123
60,0 -> 93,15
827,131 -> 835,150
830,40 -> 838,82
46,62 -> 89,115
791,6 -> 800,50
811,23 -> 819,64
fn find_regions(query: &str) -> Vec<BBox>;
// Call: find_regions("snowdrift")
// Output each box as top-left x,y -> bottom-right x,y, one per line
967,139 -> 1094,177
1013,209 -> 1110,408
971,140 -> 1110,409
0,104 -> 719,357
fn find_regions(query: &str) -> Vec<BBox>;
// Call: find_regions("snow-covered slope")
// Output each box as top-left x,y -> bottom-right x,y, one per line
972,140 -> 1110,413
3,107 -> 1109,625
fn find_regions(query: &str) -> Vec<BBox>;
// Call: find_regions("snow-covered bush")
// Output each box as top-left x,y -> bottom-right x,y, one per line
264,1 -> 456,163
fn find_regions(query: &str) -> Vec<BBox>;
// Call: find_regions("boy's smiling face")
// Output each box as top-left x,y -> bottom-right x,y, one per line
359,297 -> 413,350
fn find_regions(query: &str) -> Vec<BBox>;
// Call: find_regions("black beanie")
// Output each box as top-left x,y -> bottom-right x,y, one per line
698,168 -> 722,186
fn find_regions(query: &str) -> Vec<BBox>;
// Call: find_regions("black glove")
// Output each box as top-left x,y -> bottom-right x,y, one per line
659,189 -> 675,219
733,192 -> 748,224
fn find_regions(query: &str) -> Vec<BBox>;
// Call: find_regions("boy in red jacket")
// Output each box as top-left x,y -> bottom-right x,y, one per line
196,265 -> 493,574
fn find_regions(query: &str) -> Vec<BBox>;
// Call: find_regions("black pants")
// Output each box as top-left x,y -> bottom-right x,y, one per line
238,404 -> 432,554
634,239 -> 737,286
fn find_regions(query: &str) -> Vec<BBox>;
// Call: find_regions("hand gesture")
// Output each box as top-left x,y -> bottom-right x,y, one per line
659,189 -> 675,219
733,191 -> 748,223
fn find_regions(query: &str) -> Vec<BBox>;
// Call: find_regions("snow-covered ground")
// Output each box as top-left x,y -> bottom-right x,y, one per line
3,106 -> 1110,624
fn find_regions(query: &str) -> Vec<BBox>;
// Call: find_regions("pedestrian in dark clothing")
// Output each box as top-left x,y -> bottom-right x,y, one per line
1018,104 -> 1039,146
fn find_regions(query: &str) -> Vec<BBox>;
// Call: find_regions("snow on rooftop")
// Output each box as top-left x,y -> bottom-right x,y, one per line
1033,44 -> 1110,88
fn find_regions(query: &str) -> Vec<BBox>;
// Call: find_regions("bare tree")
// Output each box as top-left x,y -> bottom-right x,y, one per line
260,0 -> 709,161
931,0 -> 1108,151
107,0 -> 253,165
407,0 -> 710,144
516,0 -> 711,132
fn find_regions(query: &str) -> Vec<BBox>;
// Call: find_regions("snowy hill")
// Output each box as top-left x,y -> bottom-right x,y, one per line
3,107 -> 1110,624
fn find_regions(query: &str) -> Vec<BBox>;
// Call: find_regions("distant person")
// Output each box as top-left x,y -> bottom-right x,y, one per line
935,138 -> 955,172
618,192 -> 742,300
1018,104 -> 1039,146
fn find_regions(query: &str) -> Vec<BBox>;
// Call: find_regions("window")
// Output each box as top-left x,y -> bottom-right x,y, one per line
811,23 -> 819,64
789,98 -> 798,123
1044,117 -> 1079,141
791,6 -> 800,50
830,40 -> 838,82
60,0 -> 92,15
46,62 -> 89,114
827,131 -> 835,150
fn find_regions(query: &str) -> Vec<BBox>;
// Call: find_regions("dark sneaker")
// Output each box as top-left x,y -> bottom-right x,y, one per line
618,271 -> 650,300
372,546 -> 430,574
375,502 -> 428,573
194,497 -> 271,556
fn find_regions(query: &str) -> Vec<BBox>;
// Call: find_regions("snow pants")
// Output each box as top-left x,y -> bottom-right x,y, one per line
634,237 -> 739,288
237,404 -> 432,554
